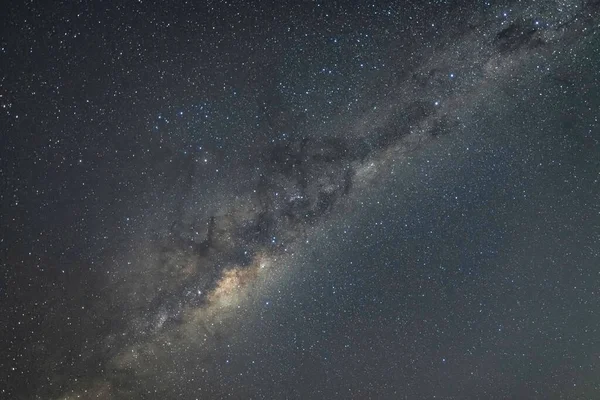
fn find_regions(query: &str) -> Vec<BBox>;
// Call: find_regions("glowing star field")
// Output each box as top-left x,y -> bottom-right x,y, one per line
2,0 -> 599,399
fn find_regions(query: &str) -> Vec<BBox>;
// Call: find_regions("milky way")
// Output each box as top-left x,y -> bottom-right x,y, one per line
2,0 -> 599,399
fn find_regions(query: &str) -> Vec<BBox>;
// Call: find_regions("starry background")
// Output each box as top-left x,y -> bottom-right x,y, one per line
1,0 -> 599,399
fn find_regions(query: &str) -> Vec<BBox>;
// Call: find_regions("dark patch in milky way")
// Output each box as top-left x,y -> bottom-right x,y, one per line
142,135 -> 361,332
495,19 -> 545,54
136,100 -> 435,334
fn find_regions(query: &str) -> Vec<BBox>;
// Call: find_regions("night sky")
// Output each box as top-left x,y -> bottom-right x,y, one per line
2,0 -> 599,399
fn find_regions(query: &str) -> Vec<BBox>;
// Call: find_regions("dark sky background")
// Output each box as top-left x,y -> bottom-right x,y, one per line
1,0 -> 599,399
